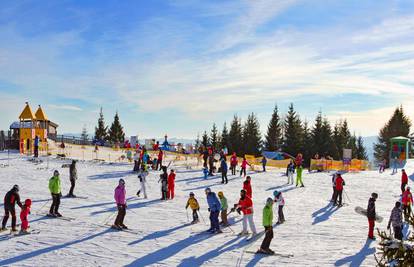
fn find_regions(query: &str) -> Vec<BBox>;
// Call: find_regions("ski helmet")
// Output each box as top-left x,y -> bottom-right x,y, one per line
12,184 -> 19,191
273,190 -> 280,197
205,187 -> 211,194
371,192 -> 378,199
53,170 -> 59,176
189,192 -> 195,196
119,178 -> 125,185
266,197 -> 273,204
218,191 -> 224,198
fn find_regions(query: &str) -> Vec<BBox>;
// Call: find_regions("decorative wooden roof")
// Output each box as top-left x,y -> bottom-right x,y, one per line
18,102 -> 36,120
35,105 -> 48,121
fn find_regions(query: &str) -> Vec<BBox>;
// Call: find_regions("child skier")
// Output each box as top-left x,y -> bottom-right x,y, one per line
1,185 -> 22,232
137,164 -> 149,199
48,170 -> 62,217
20,199 -> 32,233
218,191 -> 228,226
401,169 -> 408,194
286,160 -> 295,184
203,167 -> 209,180
221,158 -> 228,184
402,187 -> 413,221
113,179 -> 127,230
240,157 -> 250,177
296,165 -> 304,187
258,197 -> 274,255
273,190 -> 285,224
232,189 -> 257,236
158,167 -> 168,200
230,152 -> 238,175
167,169 -> 176,199
367,192 -> 378,240
205,188 -> 222,233
185,192 -> 200,224
243,176 -> 253,198
387,201 -> 403,240
334,174 -> 345,207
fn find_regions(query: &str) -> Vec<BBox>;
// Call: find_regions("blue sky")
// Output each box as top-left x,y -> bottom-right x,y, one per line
1,0 -> 414,139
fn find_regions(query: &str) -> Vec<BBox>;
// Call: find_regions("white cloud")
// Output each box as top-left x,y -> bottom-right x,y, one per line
47,104 -> 83,111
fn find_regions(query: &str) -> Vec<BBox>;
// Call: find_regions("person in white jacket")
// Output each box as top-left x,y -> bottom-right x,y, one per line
137,164 -> 149,199
273,190 -> 285,224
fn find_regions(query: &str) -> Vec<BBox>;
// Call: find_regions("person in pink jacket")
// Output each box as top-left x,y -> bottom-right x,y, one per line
113,179 -> 127,230
240,157 -> 250,177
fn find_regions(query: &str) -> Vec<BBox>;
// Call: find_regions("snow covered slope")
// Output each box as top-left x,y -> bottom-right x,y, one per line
0,151 -> 411,266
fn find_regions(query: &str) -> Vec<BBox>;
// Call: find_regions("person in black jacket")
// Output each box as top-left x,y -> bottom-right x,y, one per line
1,185 -> 23,231
67,160 -> 78,197
367,192 -> 378,240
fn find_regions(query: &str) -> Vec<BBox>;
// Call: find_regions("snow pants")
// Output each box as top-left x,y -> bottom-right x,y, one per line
209,210 -> 220,231
192,209 -> 199,222
287,171 -> 294,184
221,171 -> 228,184
2,206 -> 16,229
401,183 -> 407,194
139,181 -> 147,198
156,159 -> 162,171
34,145 -> 39,158
403,204 -> 412,221
296,173 -> 303,186
368,218 -> 375,239
20,215 -> 29,231
393,225 -> 403,240
334,190 -> 343,206
220,209 -> 228,225
242,214 -> 257,234
260,226 -> 273,250
114,204 -> 126,226
262,164 -> 266,172
167,186 -> 175,199
68,179 -> 76,196
231,165 -> 237,175
278,205 -> 285,223
331,187 -> 337,202
240,167 -> 246,177
50,193 -> 61,214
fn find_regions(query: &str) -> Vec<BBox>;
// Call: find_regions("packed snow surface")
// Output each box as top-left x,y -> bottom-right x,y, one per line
0,151 -> 412,266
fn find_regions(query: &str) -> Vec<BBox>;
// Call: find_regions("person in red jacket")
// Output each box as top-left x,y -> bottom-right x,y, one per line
243,176 -> 252,199
232,189 -> 257,236
20,199 -> 32,233
333,174 -> 345,207
402,187 -> 413,221
230,153 -> 238,175
401,169 -> 408,194
157,149 -> 163,171
167,169 -> 176,199
295,153 -> 303,167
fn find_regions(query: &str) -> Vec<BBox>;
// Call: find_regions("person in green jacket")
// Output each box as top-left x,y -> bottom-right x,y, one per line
48,170 -> 62,217
258,197 -> 274,254
218,191 -> 228,226
296,165 -> 304,187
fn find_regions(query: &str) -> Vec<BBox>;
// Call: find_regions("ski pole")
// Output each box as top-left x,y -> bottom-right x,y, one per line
186,209 -> 189,222
35,198 -> 51,214
226,223 -> 235,234
343,189 -> 352,203
102,210 -> 117,225
198,210 -> 207,225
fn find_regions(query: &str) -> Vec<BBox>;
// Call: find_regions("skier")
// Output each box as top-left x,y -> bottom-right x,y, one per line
20,199 -> 32,233
167,169 -> 176,199
157,149 -> 163,170
185,192 -> 200,224
334,174 -> 345,207
67,160 -> 77,197
203,167 -> 209,180
113,179 -> 127,230
243,176 -> 253,199
240,157 -> 250,177
261,156 -> 267,172
258,197 -> 274,254
367,192 -> 378,240
232,189 -> 257,236
221,158 -> 228,184
296,164 -> 304,187
402,187 -> 413,222
387,201 -> 403,240
295,153 -> 303,167
379,159 -> 386,173
286,160 -> 295,184
392,157 -> 398,174
142,148 -> 149,167
158,167 -> 168,200
34,135 -> 39,158
218,191 -> 228,226
48,170 -> 62,217
202,148 -> 209,168
230,152 -> 238,175
133,151 -> 140,172
1,185 -> 22,232
208,152 -> 215,176
205,188 -> 222,233
137,164 -> 149,198
273,190 -> 285,224
330,173 -> 337,203
401,169 -> 408,194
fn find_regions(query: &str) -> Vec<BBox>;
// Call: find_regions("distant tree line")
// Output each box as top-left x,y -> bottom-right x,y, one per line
94,107 -> 125,144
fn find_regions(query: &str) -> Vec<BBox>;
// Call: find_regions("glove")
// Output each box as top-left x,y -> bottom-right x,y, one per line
197,208 -> 200,211
230,208 -> 235,213
208,208 -> 210,212
237,208 -> 241,215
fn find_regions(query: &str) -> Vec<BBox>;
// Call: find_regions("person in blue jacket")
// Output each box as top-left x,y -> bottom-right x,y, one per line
205,187 -> 222,233
34,136 -> 39,158
220,158 -> 228,184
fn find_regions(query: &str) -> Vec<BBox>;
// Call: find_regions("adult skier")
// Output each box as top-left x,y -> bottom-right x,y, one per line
220,158 -> 228,184
261,156 -> 267,172
330,173 -> 337,203
334,174 -> 345,207
402,187 -> 413,221
48,170 -> 62,217
113,179 -> 127,229
230,152 -> 238,175
367,192 -> 378,240
167,169 -> 176,199
67,160 -> 77,197
208,152 -> 215,176
158,167 -> 168,200
258,197 -> 274,254
205,188 -> 222,233
240,157 -> 250,177
387,201 -> 403,240
1,185 -> 22,232
296,165 -> 304,187
232,189 -> 257,236
401,169 -> 408,194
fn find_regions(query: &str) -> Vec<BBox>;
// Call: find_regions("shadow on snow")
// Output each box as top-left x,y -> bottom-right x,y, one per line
128,223 -> 192,246
334,239 -> 375,267
312,203 -> 339,225
87,170 -> 135,180
90,199 -> 161,216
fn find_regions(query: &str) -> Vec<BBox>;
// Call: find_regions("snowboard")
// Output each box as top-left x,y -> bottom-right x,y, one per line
245,250 -> 294,258
354,206 -> 383,222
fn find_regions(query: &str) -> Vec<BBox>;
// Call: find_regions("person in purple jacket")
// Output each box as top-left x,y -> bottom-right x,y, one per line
113,179 -> 127,230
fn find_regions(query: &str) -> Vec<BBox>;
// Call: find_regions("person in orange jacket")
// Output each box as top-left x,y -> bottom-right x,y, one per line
167,169 -> 176,199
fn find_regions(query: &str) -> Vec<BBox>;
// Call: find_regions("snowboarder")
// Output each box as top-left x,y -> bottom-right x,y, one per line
296,165 -> 304,187
34,135 -> 39,158
273,190 -> 285,224
243,176 -> 253,199
402,187 -> 413,221
185,192 -> 200,224
218,191 -> 228,226
401,169 -> 408,194
137,164 -> 149,199
113,179 -> 127,230
286,160 -> 295,184
205,187 -> 222,233
1,185 -> 22,232
221,158 -> 228,184
48,170 -> 62,217
158,167 -> 168,200
387,201 -> 403,240
240,157 -> 250,177
232,189 -> 257,236
367,192 -> 378,240
334,174 -> 345,207
203,167 -> 209,180
20,199 -> 31,233
167,169 -> 176,199
261,156 -> 267,172
258,197 -> 274,254
230,152 -> 238,175
67,160 -> 77,197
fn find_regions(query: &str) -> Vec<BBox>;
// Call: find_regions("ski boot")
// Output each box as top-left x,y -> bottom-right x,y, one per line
238,231 -> 249,236
120,224 -> 128,229
55,212 -> 62,217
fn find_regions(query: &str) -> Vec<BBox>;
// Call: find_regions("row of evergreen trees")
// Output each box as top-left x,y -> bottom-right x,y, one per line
197,104 -> 368,164
94,108 -> 126,144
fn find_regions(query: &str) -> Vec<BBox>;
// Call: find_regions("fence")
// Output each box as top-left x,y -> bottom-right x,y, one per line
310,159 -> 370,172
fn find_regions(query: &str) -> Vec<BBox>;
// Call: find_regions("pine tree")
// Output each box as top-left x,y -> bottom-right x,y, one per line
210,123 -> 219,152
242,113 -> 262,156
283,104 -> 303,157
374,106 -> 412,165
228,115 -> 243,155
355,136 -> 368,160
81,125 -> 88,146
194,133 -> 201,152
264,104 -> 283,151
94,107 -> 108,141
108,112 -> 125,144
349,134 -> 358,158
302,121 -> 312,166
201,131 -> 210,148
220,122 -> 229,150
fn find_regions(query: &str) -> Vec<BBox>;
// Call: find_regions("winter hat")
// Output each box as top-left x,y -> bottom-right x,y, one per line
205,187 -> 211,194
371,192 -> 378,199
189,192 -> 195,196
241,189 -> 247,194
119,178 -> 125,185
25,199 -> 32,207
266,197 -> 273,204
407,187 -> 411,191
53,170 -> 60,176
218,191 -> 224,198
12,184 -> 19,191
273,190 -> 280,197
